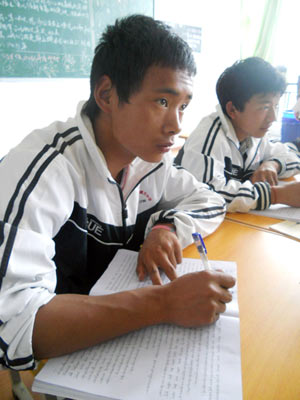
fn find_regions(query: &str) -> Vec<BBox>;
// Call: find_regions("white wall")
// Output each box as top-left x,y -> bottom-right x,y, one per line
0,0 -> 241,157
0,78 -> 89,157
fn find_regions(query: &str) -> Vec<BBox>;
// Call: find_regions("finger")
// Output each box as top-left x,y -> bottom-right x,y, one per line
166,250 -> 178,272
266,174 -> 278,186
154,248 -> 179,281
161,260 -> 178,282
155,252 -> 178,281
136,263 -> 146,281
216,272 -> 236,289
216,301 -> 226,314
219,287 -> 233,303
173,240 -> 182,265
147,264 -> 163,285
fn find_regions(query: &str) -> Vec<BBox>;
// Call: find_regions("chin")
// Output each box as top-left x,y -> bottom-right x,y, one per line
141,154 -> 164,163
254,130 -> 268,138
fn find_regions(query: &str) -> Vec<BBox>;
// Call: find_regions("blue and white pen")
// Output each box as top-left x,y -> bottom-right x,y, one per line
192,232 -> 211,270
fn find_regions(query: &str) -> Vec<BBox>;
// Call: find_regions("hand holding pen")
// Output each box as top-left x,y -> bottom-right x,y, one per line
192,232 -> 211,270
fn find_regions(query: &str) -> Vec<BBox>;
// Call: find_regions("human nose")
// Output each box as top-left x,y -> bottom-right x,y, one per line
164,109 -> 182,135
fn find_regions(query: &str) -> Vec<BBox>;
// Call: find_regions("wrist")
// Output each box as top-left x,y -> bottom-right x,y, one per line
271,185 -> 287,205
271,160 -> 281,174
271,186 -> 277,204
151,223 -> 176,234
137,285 -> 167,325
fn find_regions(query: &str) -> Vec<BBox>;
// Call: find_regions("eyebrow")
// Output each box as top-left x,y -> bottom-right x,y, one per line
153,87 -> 193,100
257,100 -> 272,104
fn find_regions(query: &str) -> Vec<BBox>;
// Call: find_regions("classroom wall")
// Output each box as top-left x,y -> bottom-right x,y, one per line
0,0 -> 241,157
155,0 -> 241,139
0,78 -> 89,157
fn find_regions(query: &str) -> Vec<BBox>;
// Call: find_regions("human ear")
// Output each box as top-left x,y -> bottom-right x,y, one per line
225,101 -> 238,119
93,75 -> 113,113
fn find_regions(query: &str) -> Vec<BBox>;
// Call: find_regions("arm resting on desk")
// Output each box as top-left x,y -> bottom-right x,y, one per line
271,181 -> 300,207
33,271 -> 235,360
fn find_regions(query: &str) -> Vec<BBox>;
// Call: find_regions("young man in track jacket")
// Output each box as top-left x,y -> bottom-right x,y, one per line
0,15 -> 235,370
175,57 -> 300,213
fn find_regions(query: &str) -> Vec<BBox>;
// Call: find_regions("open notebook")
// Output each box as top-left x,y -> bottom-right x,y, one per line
249,180 -> 300,222
250,203 -> 300,222
33,249 -> 242,400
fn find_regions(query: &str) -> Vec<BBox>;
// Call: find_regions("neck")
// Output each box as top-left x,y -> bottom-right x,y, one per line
230,120 -> 247,142
92,114 -> 133,181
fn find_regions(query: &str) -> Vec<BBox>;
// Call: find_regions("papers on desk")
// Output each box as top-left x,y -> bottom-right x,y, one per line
249,180 -> 300,222
249,204 -> 300,222
269,220 -> 300,240
33,249 -> 242,400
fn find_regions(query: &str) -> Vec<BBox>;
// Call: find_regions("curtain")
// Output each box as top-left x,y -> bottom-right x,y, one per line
240,0 -> 283,62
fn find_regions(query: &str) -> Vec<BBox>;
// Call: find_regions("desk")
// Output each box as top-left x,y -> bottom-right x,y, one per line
225,175 -> 300,232
225,212 -> 281,230
184,219 -> 300,400
34,219 -> 300,400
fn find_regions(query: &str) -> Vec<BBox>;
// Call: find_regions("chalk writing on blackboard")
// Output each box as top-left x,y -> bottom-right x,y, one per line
165,22 -> 202,53
0,0 -> 153,78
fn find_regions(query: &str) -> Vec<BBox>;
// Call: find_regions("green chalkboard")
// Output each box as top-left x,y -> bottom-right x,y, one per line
0,0 -> 154,78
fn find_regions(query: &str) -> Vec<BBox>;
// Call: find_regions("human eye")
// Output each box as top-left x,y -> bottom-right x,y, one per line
258,104 -> 269,113
157,98 -> 168,107
180,103 -> 189,111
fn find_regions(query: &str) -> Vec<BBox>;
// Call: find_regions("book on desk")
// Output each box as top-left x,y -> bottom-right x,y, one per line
32,249 -> 242,400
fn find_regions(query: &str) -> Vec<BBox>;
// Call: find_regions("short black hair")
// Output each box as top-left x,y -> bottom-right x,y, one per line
83,14 -> 197,121
216,57 -> 286,118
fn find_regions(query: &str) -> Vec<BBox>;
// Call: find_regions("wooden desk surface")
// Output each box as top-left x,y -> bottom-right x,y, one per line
225,175 -> 300,232
184,220 -> 300,400
225,212 -> 281,230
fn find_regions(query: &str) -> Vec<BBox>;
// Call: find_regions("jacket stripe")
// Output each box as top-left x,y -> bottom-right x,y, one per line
206,122 -> 221,156
254,182 -> 271,210
126,162 -> 163,200
1,127 -> 78,230
244,140 -> 262,173
0,336 -> 33,369
159,206 -> 225,220
209,157 -> 214,182
203,155 -> 209,182
0,131 -> 82,288
186,204 -> 225,219
201,117 -> 220,154
0,127 -> 79,250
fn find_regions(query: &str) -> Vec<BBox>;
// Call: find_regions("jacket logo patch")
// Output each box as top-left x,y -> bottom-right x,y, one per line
224,157 -> 244,181
88,218 -> 104,237
139,190 -> 152,202
231,167 -> 240,177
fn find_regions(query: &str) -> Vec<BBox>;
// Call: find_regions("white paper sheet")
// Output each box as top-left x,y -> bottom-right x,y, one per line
33,250 -> 242,400
249,203 -> 300,222
249,180 -> 300,222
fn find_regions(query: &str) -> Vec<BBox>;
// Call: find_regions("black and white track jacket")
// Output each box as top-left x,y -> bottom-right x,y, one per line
175,105 -> 300,212
0,102 -> 226,370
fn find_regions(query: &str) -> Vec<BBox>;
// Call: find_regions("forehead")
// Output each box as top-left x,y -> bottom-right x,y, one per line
138,65 -> 194,99
248,92 -> 281,105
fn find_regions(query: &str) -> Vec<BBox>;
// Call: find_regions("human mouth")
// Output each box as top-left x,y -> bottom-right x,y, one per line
262,124 -> 272,131
157,142 -> 174,153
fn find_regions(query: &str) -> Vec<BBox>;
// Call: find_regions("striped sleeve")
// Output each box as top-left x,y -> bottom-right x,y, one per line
176,116 -> 272,213
0,127 -> 82,370
145,163 -> 226,249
